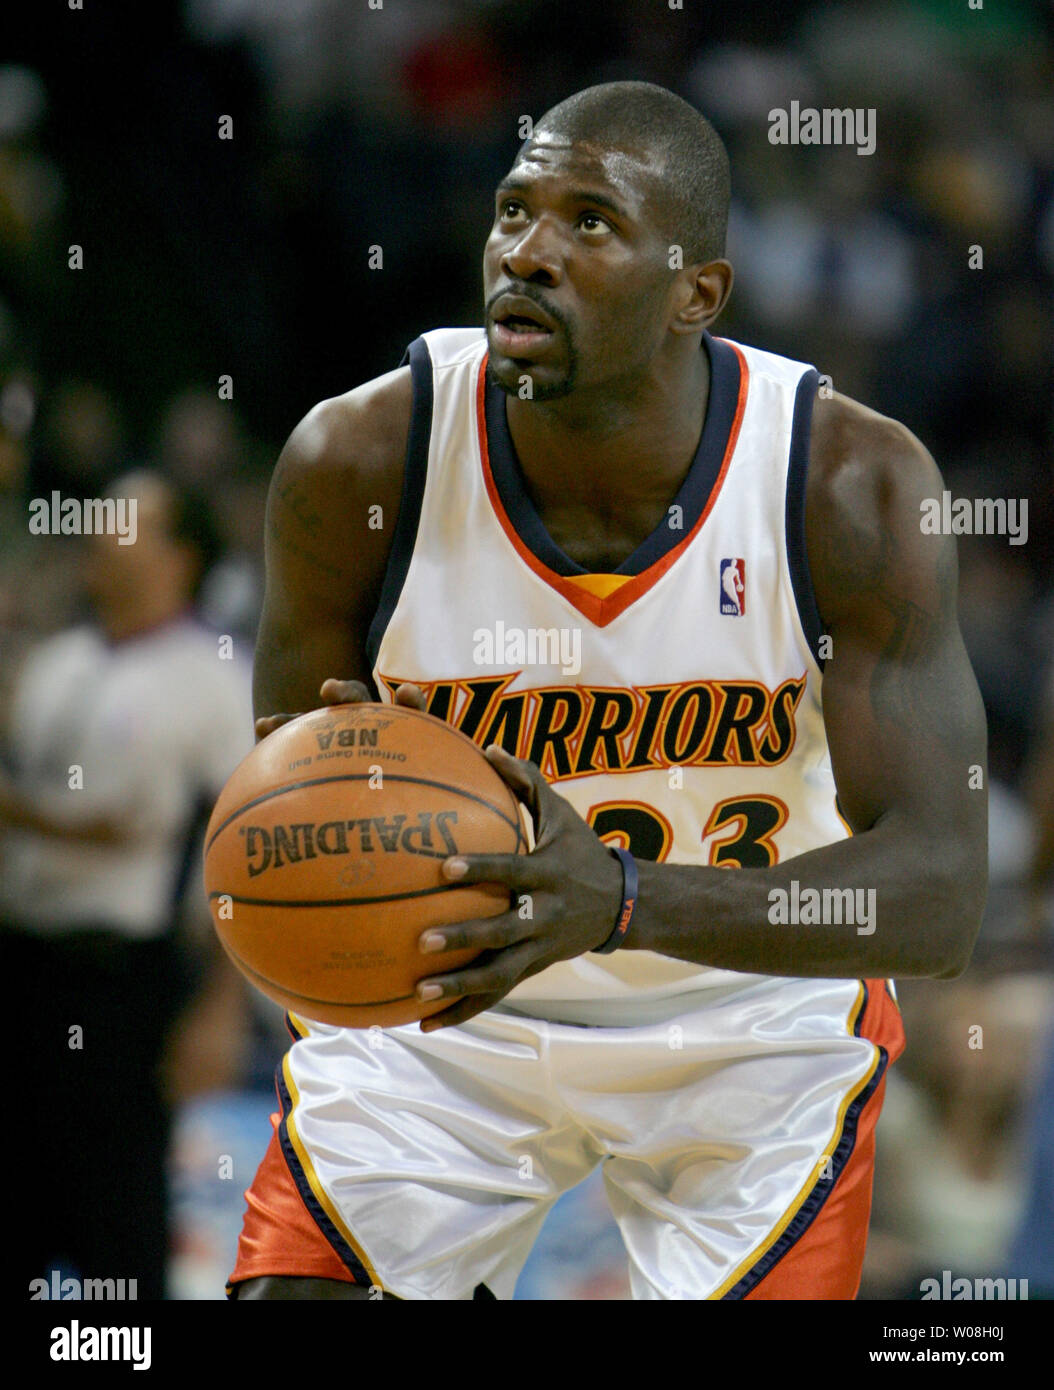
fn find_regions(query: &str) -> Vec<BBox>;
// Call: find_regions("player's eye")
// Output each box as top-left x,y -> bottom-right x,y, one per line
578,212 -> 611,235
499,200 -> 527,224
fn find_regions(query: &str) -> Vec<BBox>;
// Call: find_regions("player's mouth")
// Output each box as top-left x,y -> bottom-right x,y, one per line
490,296 -> 557,354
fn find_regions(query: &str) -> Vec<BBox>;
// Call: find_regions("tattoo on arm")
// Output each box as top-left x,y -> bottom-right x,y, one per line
271,477 -> 349,582
274,475 -> 323,535
274,529 -> 347,581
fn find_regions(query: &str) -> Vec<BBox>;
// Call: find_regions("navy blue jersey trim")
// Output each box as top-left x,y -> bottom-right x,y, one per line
365,337 -> 434,672
484,331 -> 742,578
853,978 -> 870,1038
722,982 -> 886,1300
274,1062 -> 374,1286
785,369 -> 825,669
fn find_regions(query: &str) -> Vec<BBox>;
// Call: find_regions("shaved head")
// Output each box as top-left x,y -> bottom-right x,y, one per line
529,82 -> 731,263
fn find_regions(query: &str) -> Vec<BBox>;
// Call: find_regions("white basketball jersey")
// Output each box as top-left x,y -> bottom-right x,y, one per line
369,327 -> 842,1020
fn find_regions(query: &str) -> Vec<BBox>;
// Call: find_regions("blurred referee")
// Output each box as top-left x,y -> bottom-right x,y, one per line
0,471 -> 252,1301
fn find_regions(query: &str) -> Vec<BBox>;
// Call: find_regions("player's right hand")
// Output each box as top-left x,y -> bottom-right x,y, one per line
254,679 -> 427,741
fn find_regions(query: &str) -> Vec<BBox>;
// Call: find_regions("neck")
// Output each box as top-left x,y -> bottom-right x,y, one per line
505,339 -> 710,510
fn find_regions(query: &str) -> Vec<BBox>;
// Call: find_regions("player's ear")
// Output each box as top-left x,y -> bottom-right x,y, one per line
671,259 -> 733,335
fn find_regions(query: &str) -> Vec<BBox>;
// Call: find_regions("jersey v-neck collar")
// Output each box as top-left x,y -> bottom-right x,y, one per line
477,331 -> 748,628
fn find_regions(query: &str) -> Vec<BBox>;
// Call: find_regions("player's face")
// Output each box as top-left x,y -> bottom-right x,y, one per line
483,135 -> 680,402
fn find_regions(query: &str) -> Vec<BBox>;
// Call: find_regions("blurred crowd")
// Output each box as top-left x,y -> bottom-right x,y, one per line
1,0 -> 1051,1299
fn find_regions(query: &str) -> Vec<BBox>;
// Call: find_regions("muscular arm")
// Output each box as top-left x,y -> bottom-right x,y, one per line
252,368 -> 412,725
626,393 -> 988,978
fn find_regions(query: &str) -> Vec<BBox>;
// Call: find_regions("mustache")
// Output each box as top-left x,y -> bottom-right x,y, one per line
485,285 -> 570,334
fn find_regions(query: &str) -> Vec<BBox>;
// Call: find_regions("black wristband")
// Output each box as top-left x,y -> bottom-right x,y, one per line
592,848 -> 638,954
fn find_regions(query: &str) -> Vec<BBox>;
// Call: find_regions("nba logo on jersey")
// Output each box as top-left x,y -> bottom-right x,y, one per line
720,558 -> 746,616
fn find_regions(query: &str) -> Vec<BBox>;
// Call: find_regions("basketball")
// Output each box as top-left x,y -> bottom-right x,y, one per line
203,703 -> 526,1027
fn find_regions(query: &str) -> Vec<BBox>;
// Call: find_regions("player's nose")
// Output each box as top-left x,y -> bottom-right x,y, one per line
500,220 -> 563,286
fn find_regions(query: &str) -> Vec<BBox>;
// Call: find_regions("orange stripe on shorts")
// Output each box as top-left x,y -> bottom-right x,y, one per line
744,979 -> 905,1300
227,1115 -> 356,1291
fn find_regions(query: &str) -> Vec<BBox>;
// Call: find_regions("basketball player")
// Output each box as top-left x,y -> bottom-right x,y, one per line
229,82 -> 988,1300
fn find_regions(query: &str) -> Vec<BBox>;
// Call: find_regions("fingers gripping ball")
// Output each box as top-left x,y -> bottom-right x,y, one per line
204,704 -> 526,1027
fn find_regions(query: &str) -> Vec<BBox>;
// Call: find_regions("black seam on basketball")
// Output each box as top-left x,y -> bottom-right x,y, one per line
205,773 -> 522,853
224,941 -> 417,1009
209,881 -> 508,907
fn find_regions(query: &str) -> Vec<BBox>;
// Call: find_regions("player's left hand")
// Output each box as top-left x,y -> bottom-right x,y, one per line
415,746 -> 625,1031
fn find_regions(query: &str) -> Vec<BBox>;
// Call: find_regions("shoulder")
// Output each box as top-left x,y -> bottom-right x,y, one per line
273,364 -> 413,506
261,365 -> 414,605
808,390 -> 941,516
805,390 -> 950,629
274,328 -> 481,496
